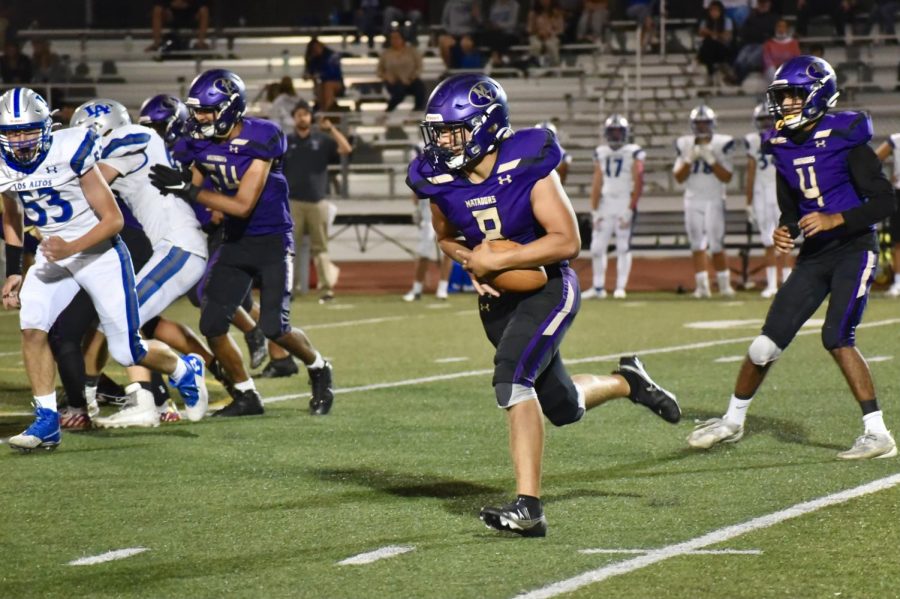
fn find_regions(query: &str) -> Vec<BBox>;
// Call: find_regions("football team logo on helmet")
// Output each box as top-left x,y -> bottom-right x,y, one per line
468,82 -> 497,107
213,77 -> 239,96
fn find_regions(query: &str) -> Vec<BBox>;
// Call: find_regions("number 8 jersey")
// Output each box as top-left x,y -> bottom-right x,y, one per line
0,127 -> 102,242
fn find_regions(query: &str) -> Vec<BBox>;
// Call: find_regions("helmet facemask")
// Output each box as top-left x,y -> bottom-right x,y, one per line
186,94 -> 241,139
420,103 -> 509,173
0,123 -> 51,170
605,126 -> 627,149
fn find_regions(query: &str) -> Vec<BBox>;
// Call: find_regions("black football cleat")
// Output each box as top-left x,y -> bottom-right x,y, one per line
614,355 -> 681,423
308,362 -> 334,415
212,389 -> 265,417
479,500 -> 547,538
257,356 -> 299,379
244,326 -> 268,370
207,359 -> 239,401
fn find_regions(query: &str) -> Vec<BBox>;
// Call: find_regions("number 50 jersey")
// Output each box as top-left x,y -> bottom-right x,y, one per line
0,127 -> 102,243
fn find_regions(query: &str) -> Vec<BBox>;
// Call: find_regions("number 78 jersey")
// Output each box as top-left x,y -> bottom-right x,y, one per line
0,127 -> 102,242
593,143 -> 645,200
766,111 -> 873,220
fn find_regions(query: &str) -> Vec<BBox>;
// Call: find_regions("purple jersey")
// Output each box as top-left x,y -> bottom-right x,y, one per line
178,117 -> 292,240
766,111 -> 873,239
406,128 -> 562,250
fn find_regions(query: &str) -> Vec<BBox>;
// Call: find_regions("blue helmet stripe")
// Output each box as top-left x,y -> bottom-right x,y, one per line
12,88 -> 20,118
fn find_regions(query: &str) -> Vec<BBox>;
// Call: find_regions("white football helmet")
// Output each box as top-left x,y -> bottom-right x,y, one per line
604,113 -> 629,149
70,99 -> 132,137
689,104 -> 716,138
534,121 -> 558,136
752,102 -> 774,133
0,87 -> 54,171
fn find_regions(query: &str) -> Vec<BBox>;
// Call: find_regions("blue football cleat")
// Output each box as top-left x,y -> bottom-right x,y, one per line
9,406 -> 61,453
169,353 -> 208,422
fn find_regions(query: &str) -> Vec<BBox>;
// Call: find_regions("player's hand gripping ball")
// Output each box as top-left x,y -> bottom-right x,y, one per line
477,239 -> 548,293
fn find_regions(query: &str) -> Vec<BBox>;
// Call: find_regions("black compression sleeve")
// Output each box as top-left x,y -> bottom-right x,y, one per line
5,244 -> 23,276
842,143 -> 898,234
776,172 -> 801,238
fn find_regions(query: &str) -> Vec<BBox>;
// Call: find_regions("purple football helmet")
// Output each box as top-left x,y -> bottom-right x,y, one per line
139,94 -> 189,146
766,55 -> 839,130
184,69 -> 246,139
419,74 -> 511,172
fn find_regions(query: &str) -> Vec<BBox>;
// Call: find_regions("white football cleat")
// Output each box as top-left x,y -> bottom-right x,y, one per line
760,287 -> 777,299
885,285 -> 900,298
687,417 -> 744,449
692,287 -> 711,299
837,432 -> 897,460
94,384 -> 160,429
719,286 -> 736,297
582,287 -> 606,299
613,288 -> 627,299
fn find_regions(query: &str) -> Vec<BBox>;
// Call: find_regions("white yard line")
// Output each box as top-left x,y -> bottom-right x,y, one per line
516,473 -> 900,599
434,357 -> 469,363
337,544 -> 415,565
0,350 -> 21,357
579,548 -> 762,556
713,356 -> 745,363
303,315 -> 409,330
262,318 -> 900,405
67,547 -> 149,566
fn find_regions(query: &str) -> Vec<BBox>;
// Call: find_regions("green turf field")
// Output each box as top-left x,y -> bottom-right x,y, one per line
2,292 -> 899,599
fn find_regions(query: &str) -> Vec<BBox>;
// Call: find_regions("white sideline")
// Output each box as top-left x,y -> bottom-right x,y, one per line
579,548 -> 762,556
262,317 -> 900,405
337,544 -> 415,565
68,547 -> 149,566
516,473 -> 900,599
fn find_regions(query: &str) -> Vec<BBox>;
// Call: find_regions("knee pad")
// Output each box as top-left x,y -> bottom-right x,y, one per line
141,316 -> 161,340
748,335 -> 782,366
821,327 -> 851,351
494,382 -> 538,409
259,313 -> 290,340
199,302 -> 232,338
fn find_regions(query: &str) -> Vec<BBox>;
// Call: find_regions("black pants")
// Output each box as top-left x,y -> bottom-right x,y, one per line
199,233 -> 293,340
385,78 -> 426,112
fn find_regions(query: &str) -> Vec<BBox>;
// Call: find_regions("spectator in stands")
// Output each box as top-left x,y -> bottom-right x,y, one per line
705,0 -> 752,28
355,0 -> 382,52
30,39 -> 69,84
283,99 -> 352,303
732,0 -> 778,84
484,0 -> 521,67
528,0 -> 565,66
268,76 -> 300,132
438,0 -> 482,68
577,0 -> 610,46
557,0 -> 584,43
625,0 -> 657,52
304,38 -> 345,113
762,19 -> 800,80
377,29 -> 426,111
383,0 -> 426,44
146,0 -> 210,52
0,39 -> 31,84
795,0 -> 854,39
697,1 -> 735,85
864,0 -> 899,41
451,33 -> 486,68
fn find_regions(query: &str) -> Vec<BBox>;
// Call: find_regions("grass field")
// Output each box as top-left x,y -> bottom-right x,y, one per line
2,292 -> 900,599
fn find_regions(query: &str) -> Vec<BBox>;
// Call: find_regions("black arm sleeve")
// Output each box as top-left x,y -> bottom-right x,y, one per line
842,143 -> 898,234
776,171 -> 801,238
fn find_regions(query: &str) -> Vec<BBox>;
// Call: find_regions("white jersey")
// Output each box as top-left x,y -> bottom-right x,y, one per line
100,124 -> 207,258
673,133 -> 735,202
594,143 -> 645,201
0,127 -> 102,244
889,132 -> 900,189
744,132 -> 776,201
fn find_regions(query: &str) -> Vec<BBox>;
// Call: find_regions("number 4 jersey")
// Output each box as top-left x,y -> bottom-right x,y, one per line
0,127 -> 102,243
406,128 -> 562,248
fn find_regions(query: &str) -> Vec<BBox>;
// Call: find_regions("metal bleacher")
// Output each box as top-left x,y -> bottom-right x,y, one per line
17,23 -> 900,262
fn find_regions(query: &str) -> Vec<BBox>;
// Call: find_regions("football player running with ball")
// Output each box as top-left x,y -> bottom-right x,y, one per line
406,74 -> 680,538
688,56 -> 898,459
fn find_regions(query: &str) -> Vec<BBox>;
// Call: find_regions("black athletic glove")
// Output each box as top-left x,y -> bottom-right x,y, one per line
149,164 -> 200,202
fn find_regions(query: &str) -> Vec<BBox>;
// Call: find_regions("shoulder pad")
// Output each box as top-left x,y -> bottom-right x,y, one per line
65,127 -> 101,176
237,118 -> 286,160
101,124 -> 151,160
497,128 -> 562,179
406,155 -> 455,199
826,111 -> 873,146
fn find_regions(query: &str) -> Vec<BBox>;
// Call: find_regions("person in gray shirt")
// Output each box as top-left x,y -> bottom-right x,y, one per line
283,99 -> 352,302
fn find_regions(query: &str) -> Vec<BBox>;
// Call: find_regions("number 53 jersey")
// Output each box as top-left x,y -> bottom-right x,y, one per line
406,128 -> 562,249
0,127 -> 102,243
766,111 -> 873,225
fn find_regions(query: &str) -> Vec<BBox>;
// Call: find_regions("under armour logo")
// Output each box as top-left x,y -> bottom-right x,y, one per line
479,302 -> 491,312
84,103 -> 111,118
45,165 -> 58,174
815,140 -> 826,148
469,82 -> 497,107
497,174 -> 512,184
229,145 -> 240,154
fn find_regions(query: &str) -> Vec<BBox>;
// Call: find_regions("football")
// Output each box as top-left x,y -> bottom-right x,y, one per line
477,239 -> 548,293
